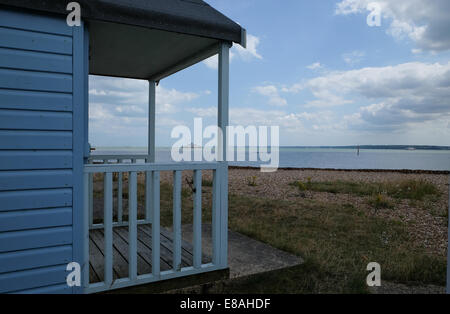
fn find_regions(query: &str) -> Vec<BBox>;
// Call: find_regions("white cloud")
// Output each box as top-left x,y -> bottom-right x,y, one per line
342,50 -> 365,65
185,106 -> 217,118
307,62 -> 323,70
203,34 -> 262,69
234,34 -> 263,61
88,76 -> 203,145
89,76 -> 199,116
229,108 -> 340,136
286,61 -> 450,129
336,0 -> 450,52
252,85 -> 288,107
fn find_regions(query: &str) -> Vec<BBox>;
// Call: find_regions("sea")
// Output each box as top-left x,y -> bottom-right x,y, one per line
92,147 -> 450,171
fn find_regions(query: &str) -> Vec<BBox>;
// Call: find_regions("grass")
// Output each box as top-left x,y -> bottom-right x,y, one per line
368,193 -> 394,209
221,194 -> 446,293
93,175 -> 446,293
156,181 -> 445,293
247,176 -> 258,187
290,179 -> 440,201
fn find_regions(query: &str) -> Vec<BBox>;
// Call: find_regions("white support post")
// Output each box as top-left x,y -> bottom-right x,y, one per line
146,81 -> 156,223
218,42 -> 230,268
148,81 -> 156,163
83,173 -> 90,289
128,172 -> 138,281
104,172 -> 113,286
173,170 -> 182,271
193,170 -> 202,269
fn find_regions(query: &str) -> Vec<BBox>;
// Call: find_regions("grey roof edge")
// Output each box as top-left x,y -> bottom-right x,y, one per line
0,0 -> 246,46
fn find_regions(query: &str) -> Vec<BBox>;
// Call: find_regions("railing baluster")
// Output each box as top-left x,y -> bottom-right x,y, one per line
128,171 -> 138,281
83,173 -> 90,289
117,160 -> 123,223
212,169 -> 220,265
193,170 -> 202,269
173,170 -> 182,271
145,170 -> 151,223
152,171 -> 160,277
89,173 -> 93,227
104,172 -> 113,286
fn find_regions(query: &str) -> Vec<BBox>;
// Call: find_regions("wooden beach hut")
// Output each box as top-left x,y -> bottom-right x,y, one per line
0,0 -> 246,293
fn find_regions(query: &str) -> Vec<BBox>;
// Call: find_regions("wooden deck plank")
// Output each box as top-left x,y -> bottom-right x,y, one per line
89,236 -> 105,283
113,227 -> 152,276
91,229 -> 129,280
141,224 -> 193,266
136,227 -> 174,270
89,263 -> 99,283
88,224 -> 211,285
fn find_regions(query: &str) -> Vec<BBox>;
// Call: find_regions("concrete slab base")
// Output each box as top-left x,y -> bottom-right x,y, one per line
178,224 -> 303,279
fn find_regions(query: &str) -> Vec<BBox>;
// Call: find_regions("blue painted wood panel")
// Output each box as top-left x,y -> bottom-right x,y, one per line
0,8 -> 72,36
17,283 -> 72,294
0,68 -> 72,92
0,109 -> 72,130
72,21 -> 88,294
0,170 -> 72,191
0,188 -> 72,212
0,207 -> 72,232
0,245 -> 72,274
0,6 -> 82,294
0,48 -> 72,73
0,89 -> 72,112
0,265 -> 68,293
0,227 -> 72,253
0,150 -> 72,170
0,130 -> 72,150
0,27 -> 72,55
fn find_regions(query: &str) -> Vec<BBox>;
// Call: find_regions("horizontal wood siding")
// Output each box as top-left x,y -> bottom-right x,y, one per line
0,89 -> 72,112
0,7 -> 76,293
0,246 -> 72,274
0,227 -> 72,253
0,130 -> 72,149
0,151 -> 72,170
0,189 -> 72,212
0,265 -> 68,293
0,207 -> 72,232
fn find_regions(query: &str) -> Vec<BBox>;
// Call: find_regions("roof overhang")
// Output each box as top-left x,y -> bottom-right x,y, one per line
88,20 -> 227,81
0,0 -> 246,80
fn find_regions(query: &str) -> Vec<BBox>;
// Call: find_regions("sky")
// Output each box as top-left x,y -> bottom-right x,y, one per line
89,0 -> 450,148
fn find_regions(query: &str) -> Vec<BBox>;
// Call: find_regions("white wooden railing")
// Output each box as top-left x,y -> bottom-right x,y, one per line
82,160 -> 227,294
87,155 -> 151,228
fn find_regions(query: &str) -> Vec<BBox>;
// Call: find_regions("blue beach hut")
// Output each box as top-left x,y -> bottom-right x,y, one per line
0,0 -> 246,294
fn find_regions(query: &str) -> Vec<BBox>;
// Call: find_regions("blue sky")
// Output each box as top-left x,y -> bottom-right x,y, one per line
89,0 -> 450,147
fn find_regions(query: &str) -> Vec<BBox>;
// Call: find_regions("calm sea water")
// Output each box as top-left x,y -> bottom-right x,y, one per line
92,147 -> 450,171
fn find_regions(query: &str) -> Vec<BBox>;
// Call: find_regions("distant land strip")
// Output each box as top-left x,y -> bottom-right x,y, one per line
230,166 -> 450,175
288,145 -> 450,150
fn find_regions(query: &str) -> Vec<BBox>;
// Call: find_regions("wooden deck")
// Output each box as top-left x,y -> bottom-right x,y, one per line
89,224 -> 210,283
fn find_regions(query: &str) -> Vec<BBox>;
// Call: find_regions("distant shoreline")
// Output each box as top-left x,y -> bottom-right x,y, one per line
94,145 -> 450,151
230,166 -> 450,175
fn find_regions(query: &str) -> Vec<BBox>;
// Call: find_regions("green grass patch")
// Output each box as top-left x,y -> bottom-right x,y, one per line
155,182 -> 445,293
94,177 -> 446,293
290,179 -> 440,201
368,194 -> 395,209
